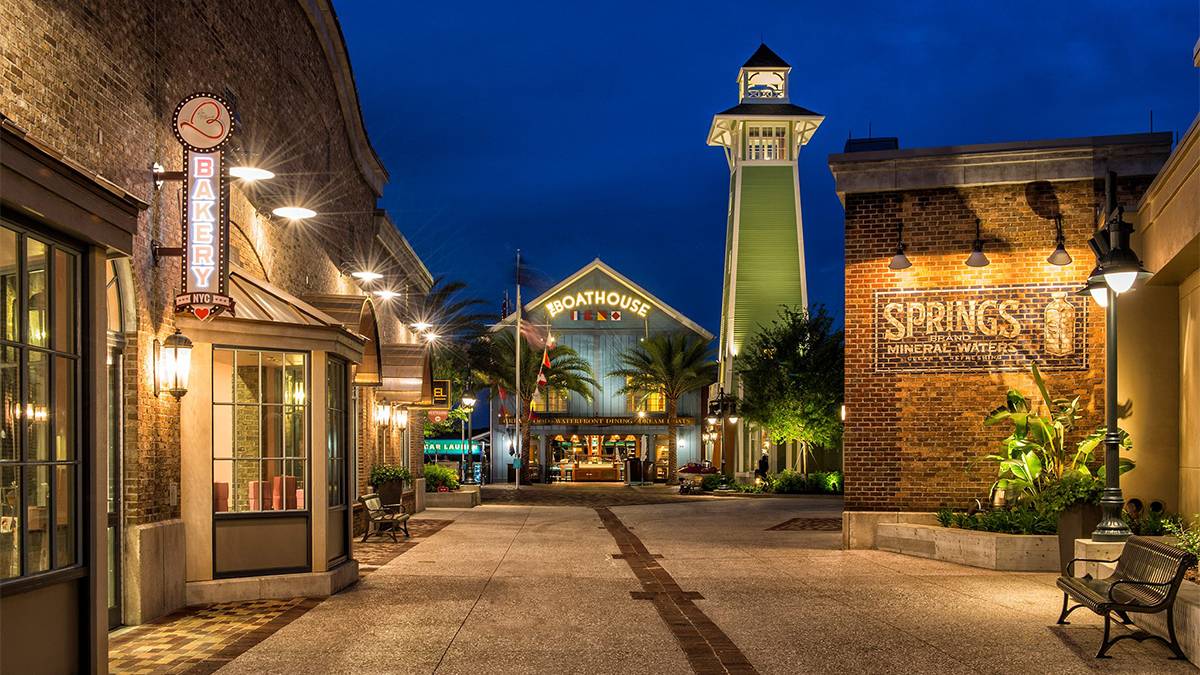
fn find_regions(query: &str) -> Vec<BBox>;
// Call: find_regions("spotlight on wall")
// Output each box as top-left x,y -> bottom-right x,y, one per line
410,321 -> 432,333
1046,216 -> 1072,266
423,332 -> 440,343
272,206 -> 316,220
965,219 -> 990,267
373,290 -> 399,300
229,166 -> 275,181
350,270 -> 383,282
888,221 -> 911,270
154,329 -> 193,399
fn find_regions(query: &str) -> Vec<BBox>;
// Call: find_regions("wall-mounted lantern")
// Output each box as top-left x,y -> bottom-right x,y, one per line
888,221 -> 911,270
965,219 -> 990,267
394,407 -> 409,431
1046,216 -> 1072,266
374,399 -> 393,426
154,329 -> 193,399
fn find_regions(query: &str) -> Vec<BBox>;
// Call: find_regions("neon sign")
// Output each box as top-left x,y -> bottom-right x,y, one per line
546,290 -> 651,319
172,93 -> 234,321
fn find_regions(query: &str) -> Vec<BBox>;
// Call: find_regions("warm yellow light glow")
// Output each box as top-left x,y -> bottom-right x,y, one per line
373,290 -> 399,300
410,321 -> 432,332
272,206 -> 316,219
424,332 -> 440,343
840,404 -> 847,422
706,416 -> 718,425
229,166 -> 275,181
728,415 -> 739,424
637,410 -> 646,419
351,270 -> 383,282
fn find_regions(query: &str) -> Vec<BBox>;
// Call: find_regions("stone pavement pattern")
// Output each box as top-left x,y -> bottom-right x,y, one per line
216,497 -> 1196,674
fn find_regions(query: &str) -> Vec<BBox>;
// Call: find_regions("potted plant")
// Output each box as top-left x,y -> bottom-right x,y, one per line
368,464 -> 412,505
423,463 -> 460,492
982,363 -> 1135,569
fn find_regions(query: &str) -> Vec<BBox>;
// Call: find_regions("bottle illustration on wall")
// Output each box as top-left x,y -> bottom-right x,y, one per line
1043,291 -> 1075,356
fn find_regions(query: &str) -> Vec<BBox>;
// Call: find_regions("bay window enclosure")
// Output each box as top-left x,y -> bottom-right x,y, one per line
0,221 -> 80,582
212,348 -> 308,513
746,124 -> 788,161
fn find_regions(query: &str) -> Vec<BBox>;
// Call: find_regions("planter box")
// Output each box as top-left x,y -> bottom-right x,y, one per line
876,523 -> 1058,571
424,484 -> 481,508
843,511 -> 939,550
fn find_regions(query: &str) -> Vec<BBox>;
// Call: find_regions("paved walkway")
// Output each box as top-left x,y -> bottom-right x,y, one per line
215,497 -> 1195,674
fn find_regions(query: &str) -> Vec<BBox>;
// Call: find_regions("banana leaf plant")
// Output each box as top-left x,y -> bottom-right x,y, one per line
982,363 -> 1134,502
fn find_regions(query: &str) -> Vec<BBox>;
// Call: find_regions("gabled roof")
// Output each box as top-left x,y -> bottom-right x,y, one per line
715,102 -> 822,118
742,43 -> 790,69
494,258 -> 714,341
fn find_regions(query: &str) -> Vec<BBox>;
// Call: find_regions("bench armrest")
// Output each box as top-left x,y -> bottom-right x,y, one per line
382,503 -> 405,514
1064,556 -> 1120,577
1107,578 -> 1173,603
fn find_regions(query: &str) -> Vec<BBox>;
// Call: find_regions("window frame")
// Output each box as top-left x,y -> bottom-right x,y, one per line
0,219 -> 84,588
745,124 -> 789,161
326,355 -> 349,509
211,347 -> 311,516
530,387 -> 568,413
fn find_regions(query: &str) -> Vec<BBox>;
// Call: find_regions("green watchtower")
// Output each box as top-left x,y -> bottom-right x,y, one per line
708,44 -> 823,384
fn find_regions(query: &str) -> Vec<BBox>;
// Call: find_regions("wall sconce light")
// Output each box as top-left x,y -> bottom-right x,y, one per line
965,219 -> 990,267
374,399 -> 392,426
840,404 -> 847,422
637,410 -> 646,419
888,221 -> 911,270
351,270 -> 383,282
229,166 -> 275,181
1046,216 -> 1072,266
423,332 -> 440,343
395,407 -> 409,431
154,329 -> 193,399
410,321 -> 432,333
373,290 -> 399,300
272,206 -> 316,220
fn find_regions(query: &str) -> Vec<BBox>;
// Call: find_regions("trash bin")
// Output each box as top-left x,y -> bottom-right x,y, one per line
624,458 -> 642,485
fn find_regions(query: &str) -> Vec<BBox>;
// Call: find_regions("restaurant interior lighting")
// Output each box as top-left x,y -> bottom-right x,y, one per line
350,270 -> 383,282
229,166 -> 275,181
154,329 -> 193,399
965,219 -> 990,267
272,206 -> 316,220
888,221 -> 911,270
1046,216 -> 1072,266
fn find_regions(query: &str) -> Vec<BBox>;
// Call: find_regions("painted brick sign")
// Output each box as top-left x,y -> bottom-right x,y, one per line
874,284 -> 1088,372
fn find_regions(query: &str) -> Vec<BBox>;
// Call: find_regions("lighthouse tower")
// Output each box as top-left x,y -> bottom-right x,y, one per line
708,44 -> 823,386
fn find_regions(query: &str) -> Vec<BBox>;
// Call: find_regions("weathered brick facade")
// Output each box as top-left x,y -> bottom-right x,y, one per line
831,137 -> 1169,512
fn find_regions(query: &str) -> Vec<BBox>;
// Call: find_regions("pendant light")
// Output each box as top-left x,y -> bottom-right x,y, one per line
965,219 -> 989,267
888,221 -> 911,270
1046,216 -> 1072,266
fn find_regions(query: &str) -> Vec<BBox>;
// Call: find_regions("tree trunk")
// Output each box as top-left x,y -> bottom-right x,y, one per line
666,398 -> 679,485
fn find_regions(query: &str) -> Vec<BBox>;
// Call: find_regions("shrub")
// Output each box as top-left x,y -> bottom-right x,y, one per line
1034,473 -> 1103,518
936,508 -> 954,528
770,469 -> 808,494
1125,510 -> 1179,536
368,464 -> 411,488
937,504 -> 1055,535
1165,516 -> 1200,569
423,463 -> 460,492
700,474 -> 724,491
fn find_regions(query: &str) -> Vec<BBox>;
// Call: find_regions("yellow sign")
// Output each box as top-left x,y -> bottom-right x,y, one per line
546,289 -> 651,319
431,379 -> 451,407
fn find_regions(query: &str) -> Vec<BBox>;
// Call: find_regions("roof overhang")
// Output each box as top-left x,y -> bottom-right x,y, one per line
303,293 -> 384,386
707,114 -> 825,157
377,343 -> 434,405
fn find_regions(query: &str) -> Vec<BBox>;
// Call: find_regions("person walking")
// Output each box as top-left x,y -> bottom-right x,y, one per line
755,450 -> 770,483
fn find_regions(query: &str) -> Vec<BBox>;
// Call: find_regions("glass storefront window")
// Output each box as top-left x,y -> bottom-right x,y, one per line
530,387 -> 567,412
326,357 -> 347,508
0,221 -> 81,582
213,348 -> 308,513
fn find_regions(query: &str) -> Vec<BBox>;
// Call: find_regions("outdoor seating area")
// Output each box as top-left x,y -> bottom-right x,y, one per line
358,494 -> 411,543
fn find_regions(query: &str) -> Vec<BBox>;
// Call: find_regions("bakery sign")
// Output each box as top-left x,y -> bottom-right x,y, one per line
873,284 -> 1087,373
172,93 -> 235,321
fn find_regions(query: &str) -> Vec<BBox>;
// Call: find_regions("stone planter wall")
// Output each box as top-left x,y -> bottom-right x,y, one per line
424,484 -> 481,508
876,523 -> 1059,571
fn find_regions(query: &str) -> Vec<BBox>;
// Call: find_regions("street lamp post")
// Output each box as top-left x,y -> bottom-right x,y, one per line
1086,171 -> 1147,542
462,395 -> 477,484
707,388 -> 739,487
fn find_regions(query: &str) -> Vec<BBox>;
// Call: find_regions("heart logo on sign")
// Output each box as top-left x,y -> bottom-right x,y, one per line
192,307 -> 211,321
181,101 -> 225,141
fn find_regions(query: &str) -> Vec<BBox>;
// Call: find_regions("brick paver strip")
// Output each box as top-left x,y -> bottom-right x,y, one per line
595,506 -> 759,674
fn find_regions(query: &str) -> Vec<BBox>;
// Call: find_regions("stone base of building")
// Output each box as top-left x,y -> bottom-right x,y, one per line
876,523 -> 1058,571
124,520 -> 187,625
424,484 -> 481,508
185,560 -> 359,605
842,511 -> 938,550
414,478 -> 426,512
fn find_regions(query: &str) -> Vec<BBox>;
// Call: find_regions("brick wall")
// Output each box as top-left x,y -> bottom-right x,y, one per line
843,177 -> 1153,511
1,0 -> 418,528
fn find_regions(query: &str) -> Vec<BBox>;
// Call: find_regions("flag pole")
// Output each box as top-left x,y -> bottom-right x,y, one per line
514,249 -> 522,490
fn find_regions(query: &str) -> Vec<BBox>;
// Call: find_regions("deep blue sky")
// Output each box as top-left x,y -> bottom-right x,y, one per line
336,1 -> 1199,335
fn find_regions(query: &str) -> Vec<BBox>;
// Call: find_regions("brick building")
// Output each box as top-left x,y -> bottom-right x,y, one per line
829,134 -> 1172,519
1,1 -> 434,671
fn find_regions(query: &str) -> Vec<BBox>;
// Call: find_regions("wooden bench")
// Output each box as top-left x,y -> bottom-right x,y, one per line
1057,535 -> 1196,659
359,493 -> 411,542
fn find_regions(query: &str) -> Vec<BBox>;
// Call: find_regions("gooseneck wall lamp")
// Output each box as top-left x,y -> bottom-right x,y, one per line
154,329 -> 193,399
888,221 -> 911,270
965,219 -> 990,267
1046,216 -> 1072,266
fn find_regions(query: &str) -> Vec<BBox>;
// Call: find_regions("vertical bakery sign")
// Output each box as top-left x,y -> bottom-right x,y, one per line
172,92 -> 235,320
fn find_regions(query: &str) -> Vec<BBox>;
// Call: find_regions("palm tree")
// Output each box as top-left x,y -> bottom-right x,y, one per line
402,276 -> 492,399
611,333 -> 717,484
474,331 -> 597,471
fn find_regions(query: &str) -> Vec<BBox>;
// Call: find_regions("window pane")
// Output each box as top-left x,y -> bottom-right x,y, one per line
1,227 -> 16,343
26,239 -> 47,347
27,350 -> 49,460
1,463 -> 19,578
285,353 -> 304,406
235,351 -> 259,403
261,352 -> 284,404
263,405 -> 282,459
54,464 -> 73,568
106,262 -> 121,334
213,349 -> 234,404
24,464 -> 49,574
284,405 -> 304,457
213,459 -> 232,512
1,346 -> 17,461
235,405 -> 259,459
53,249 -> 76,354
234,459 -> 264,512
212,405 -> 233,458
54,356 -> 74,460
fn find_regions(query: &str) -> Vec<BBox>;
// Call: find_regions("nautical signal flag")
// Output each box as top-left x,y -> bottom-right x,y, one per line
570,310 -> 622,321
542,349 -> 552,369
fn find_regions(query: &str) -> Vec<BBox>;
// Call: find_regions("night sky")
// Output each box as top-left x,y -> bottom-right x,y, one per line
336,1 -> 1199,335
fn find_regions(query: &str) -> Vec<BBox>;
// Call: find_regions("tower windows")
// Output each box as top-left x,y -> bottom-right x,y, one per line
746,125 -> 787,161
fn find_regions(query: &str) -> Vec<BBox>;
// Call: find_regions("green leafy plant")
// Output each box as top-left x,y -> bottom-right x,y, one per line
1034,472 -> 1102,517
983,363 -> 1134,502
700,474 -> 724,492
937,504 -> 1056,535
368,464 -> 411,488
1165,516 -> 1200,569
423,463 -> 460,492
1125,510 -> 1179,536
936,508 -> 954,528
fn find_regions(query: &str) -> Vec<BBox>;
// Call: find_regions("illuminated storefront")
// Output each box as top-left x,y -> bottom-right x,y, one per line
489,259 -> 713,483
